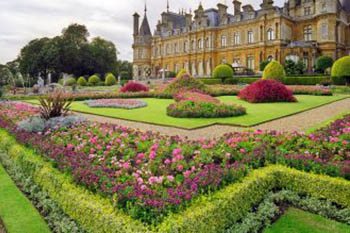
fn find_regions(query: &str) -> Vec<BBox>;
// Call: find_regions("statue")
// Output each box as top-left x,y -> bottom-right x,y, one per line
37,74 -> 44,88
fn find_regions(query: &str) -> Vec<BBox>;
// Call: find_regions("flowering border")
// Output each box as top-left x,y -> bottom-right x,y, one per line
85,99 -> 147,109
0,131 -> 349,233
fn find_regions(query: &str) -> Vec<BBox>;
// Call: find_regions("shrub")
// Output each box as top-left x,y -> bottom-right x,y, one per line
88,75 -> 101,86
316,56 -> 334,73
239,79 -> 297,103
260,60 -> 271,72
17,117 -> 46,133
167,101 -> 246,118
213,64 -> 234,83
0,88 -> 2,98
105,73 -> 117,86
85,99 -> 147,109
167,71 -> 177,78
173,91 -> 220,104
331,56 -> 350,85
176,69 -> 188,79
65,77 -> 77,86
164,74 -> 208,95
120,81 -> 149,93
224,78 -> 238,85
120,71 -> 131,80
282,76 -> 329,85
39,90 -> 72,120
262,60 -> 286,81
77,77 -> 87,86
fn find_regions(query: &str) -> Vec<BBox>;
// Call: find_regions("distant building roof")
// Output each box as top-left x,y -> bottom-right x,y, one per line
139,15 -> 152,36
341,0 -> 350,12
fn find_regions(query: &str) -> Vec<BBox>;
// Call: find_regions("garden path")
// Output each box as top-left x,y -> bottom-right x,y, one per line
79,97 -> 350,140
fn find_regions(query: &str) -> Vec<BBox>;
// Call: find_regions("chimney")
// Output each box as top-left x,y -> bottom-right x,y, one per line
217,3 -> 228,24
233,0 -> 242,15
185,13 -> 193,27
133,13 -> 140,36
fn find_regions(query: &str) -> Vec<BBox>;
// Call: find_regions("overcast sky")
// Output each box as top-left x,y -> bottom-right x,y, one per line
0,0 -> 285,64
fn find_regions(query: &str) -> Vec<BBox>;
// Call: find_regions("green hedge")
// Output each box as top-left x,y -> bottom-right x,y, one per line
0,129 -> 349,233
282,76 -> 329,85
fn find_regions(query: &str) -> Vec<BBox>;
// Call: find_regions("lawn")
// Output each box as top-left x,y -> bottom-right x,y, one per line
0,162 -> 50,233
264,208 -> 350,233
26,95 -> 346,129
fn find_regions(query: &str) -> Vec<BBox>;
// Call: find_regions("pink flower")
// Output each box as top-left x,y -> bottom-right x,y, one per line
137,153 -> 145,160
149,151 -> 156,160
122,162 -> 130,170
177,164 -> 184,171
164,159 -> 171,165
167,175 -> 174,182
240,148 -> 246,153
184,170 -> 191,178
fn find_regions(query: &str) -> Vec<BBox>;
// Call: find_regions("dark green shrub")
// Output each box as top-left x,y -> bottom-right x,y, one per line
260,60 -> 271,72
105,73 -> 117,86
284,60 -> 305,76
58,77 -> 76,86
77,77 -> 87,86
198,78 -> 222,85
213,64 -> 234,83
263,60 -> 286,81
238,78 -> 260,84
282,76 -> 329,85
166,71 -> 177,78
88,75 -> 101,86
331,56 -> 350,85
316,56 -> 334,73
120,71 -> 131,80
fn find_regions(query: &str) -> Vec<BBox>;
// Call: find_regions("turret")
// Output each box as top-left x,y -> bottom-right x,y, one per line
217,3 -> 228,25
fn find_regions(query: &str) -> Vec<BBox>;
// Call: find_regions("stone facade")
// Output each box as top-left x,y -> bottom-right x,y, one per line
132,0 -> 350,80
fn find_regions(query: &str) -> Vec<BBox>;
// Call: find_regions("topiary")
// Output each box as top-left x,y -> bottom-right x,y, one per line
316,56 -> 333,73
105,73 -> 117,86
331,56 -> 350,85
164,74 -> 208,95
262,60 -> 286,81
238,79 -> 297,103
176,69 -> 189,79
88,75 -> 101,86
77,76 -> 87,86
213,64 -> 234,83
63,77 -> 77,87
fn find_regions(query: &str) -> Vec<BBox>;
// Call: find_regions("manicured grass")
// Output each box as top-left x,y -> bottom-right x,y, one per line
306,110 -> 350,134
0,162 -> 50,233
26,95 -> 346,129
264,208 -> 350,233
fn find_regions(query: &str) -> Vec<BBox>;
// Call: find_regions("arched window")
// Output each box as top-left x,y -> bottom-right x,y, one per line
267,28 -> 274,41
221,35 -> 227,47
191,40 -> 196,51
205,37 -> 210,48
304,25 -> 312,41
174,43 -> 178,54
198,39 -> 203,49
184,41 -> 188,52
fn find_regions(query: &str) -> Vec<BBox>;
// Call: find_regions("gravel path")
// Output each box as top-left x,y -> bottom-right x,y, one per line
79,97 -> 350,140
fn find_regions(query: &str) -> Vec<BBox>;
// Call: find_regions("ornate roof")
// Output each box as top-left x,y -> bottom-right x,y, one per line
139,15 -> 152,36
341,0 -> 350,12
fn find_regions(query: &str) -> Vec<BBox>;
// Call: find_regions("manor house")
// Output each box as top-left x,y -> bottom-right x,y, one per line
132,0 -> 350,79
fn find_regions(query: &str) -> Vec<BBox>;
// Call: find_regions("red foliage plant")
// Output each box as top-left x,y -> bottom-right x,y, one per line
238,79 -> 297,103
120,81 -> 149,93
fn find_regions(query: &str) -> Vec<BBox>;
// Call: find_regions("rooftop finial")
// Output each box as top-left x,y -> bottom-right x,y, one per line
144,1 -> 147,14
167,0 -> 169,12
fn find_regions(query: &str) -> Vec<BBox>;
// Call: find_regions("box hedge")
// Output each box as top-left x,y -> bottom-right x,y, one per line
0,129 -> 349,233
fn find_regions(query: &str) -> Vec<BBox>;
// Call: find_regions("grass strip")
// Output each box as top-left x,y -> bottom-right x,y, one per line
0,162 -> 50,233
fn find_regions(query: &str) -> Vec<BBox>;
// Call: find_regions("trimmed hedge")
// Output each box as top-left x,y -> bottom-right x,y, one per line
77,77 -> 87,86
282,76 -> 329,85
213,64 -> 234,82
0,129 -> 349,233
105,73 -> 117,86
262,60 -> 286,81
0,129 -> 149,233
88,75 -> 101,86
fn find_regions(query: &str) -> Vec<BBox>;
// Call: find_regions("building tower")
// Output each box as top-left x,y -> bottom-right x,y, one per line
132,5 -> 152,80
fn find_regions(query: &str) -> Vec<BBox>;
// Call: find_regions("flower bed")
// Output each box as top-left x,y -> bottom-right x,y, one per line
173,90 -> 220,104
85,99 -> 147,109
288,85 -> 332,96
239,79 -> 297,103
167,101 -> 246,118
120,81 -> 149,93
0,102 -> 349,226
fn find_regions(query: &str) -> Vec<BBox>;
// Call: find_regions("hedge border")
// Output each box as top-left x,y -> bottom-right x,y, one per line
0,128 -> 349,233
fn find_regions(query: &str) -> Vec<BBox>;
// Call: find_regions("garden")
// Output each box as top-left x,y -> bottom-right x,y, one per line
0,57 -> 349,233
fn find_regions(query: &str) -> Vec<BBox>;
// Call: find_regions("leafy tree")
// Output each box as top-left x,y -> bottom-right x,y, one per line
260,60 -> 271,72
284,59 -> 305,75
116,60 -> 133,80
316,56 -> 333,73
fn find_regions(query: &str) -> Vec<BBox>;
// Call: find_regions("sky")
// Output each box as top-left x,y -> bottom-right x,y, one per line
0,0 -> 285,64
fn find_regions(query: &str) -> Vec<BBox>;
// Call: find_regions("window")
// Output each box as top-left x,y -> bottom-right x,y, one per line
247,56 -> 255,70
321,23 -> 328,40
304,7 -> 311,16
205,37 -> 210,48
304,25 -> 312,41
233,32 -> 240,45
198,39 -> 203,49
221,35 -> 227,47
174,43 -> 178,54
267,28 -> 274,41
247,31 -> 254,44
191,40 -> 196,51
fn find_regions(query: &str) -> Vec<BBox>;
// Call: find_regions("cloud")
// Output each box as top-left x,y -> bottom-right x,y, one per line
0,0 -> 285,64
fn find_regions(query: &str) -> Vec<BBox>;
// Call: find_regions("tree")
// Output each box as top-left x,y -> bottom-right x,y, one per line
284,59 -> 305,75
316,56 -> 333,73
260,60 -> 271,72
116,60 -> 133,80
